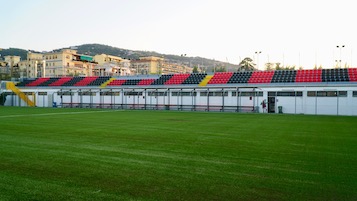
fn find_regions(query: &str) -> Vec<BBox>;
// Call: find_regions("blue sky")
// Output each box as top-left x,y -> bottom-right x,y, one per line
1,0 -> 356,69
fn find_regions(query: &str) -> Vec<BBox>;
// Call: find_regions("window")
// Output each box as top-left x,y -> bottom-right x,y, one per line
307,91 -> 316,97
231,91 -> 263,97
148,91 -> 166,96
57,91 -> 74,96
78,91 -> 96,96
125,91 -> 143,96
38,92 -> 47,96
268,92 -> 276,96
172,92 -> 197,96
277,91 -> 303,97
100,91 -> 120,96
353,91 -> 357,97
24,92 -> 34,95
317,91 -> 337,97
338,91 -> 347,97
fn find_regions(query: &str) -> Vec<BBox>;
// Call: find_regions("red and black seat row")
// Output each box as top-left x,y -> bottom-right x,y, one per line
16,68 -> 357,87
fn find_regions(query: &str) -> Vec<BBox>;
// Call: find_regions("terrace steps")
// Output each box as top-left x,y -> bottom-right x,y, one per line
199,75 -> 213,86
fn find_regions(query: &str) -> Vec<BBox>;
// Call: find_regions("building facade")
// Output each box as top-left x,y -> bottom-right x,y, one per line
43,49 -> 96,77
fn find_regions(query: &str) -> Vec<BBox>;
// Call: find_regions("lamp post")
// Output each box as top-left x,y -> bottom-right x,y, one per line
255,51 -> 262,70
336,45 -> 345,68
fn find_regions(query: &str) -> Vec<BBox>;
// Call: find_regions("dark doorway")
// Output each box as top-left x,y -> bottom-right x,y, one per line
268,97 -> 275,113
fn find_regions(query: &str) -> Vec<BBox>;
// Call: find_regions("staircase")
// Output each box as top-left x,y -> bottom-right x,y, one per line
6,82 -> 36,107
199,75 -> 213,87
100,78 -> 116,88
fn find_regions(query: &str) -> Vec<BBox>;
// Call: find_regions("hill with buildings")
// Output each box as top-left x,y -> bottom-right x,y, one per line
1,44 -> 239,72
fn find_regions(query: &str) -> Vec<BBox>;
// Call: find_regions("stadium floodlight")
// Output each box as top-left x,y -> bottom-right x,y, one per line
255,51 -> 262,70
336,45 -> 345,68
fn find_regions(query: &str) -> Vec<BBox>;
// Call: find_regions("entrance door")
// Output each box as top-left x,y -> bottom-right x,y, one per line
268,97 -> 275,113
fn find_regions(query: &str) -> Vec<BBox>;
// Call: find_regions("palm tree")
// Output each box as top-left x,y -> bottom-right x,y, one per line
237,57 -> 256,71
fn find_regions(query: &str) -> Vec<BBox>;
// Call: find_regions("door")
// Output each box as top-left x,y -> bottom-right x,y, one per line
268,97 -> 275,113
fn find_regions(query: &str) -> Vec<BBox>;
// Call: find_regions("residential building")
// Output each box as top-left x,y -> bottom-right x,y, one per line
130,56 -> 164,75
93,54 -> 131,76
43,49 -> 96,77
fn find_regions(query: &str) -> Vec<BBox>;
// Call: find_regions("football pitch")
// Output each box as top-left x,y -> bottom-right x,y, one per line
0,107 -> 356,201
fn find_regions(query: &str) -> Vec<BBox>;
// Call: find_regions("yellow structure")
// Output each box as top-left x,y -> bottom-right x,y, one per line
4,55 -> 21,66
130,56 -> 164,75
6,82 -> 35,107
199,75 -> 213,87
93,54 -> 123,65
100,78 -> 116,88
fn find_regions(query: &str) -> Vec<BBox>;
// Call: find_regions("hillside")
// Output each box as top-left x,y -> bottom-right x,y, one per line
1,44 -> 239,72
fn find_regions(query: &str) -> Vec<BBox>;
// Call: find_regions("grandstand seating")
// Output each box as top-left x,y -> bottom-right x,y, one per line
208,72 -> 234,84
61,77 -> 84,86
182,73 -> 207,84
348,68 -> 357,82
14,68 -> 357,88
107,79 -> 126,86
138,79 -> 155,85
228,72 -> 253,84
122,79 -> 142,86
88,76 -> 111,86
38,78 -> 60,86
248,71 -> 274,83
322,68 -> 349,82
295,69 -> 322,82
26,77 -> 50,87
271,70 -> 296,83
48,77 -> 73,86
165,74 -> 191,85
74,76 -> 98,86
152,74 -> 173,85
16,79 -> 36,87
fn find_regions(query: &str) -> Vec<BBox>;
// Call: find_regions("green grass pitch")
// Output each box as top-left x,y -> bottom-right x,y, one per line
0,107 -> 356,201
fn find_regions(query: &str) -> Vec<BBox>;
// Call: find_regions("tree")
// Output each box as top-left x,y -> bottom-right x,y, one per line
192,66 -> 199,73
237,57 -> 256,71
215,66 -> 227,72
265,62 -> 275,71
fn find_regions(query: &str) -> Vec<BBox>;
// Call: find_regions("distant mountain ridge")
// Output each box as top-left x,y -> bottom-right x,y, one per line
1,44 -> 239,72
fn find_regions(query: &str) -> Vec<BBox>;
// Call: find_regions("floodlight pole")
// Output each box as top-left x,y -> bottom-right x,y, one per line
336,45 -> 345,68
255,51 -> 262,70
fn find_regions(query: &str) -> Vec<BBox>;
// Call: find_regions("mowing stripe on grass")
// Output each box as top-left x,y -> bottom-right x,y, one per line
0,110 -> 123,118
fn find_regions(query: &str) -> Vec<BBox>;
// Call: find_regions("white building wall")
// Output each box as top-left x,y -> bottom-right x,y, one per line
3,85 -> 357,116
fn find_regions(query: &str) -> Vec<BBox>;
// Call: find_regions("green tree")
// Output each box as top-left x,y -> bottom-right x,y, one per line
192,66 -> 199,73
237,57 -> 256,71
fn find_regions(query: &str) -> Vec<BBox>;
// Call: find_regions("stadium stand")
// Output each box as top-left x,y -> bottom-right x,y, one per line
228,71 -> 253,84
137,79 -> 155,85
122,79 -> 142,86
88,76 -> 111,86
61,77 -> 84,86
271,70 -> 296,83
348,68 -> 357,81
38,77 -> 60,86
14,68 -> 357,88
74,76 -> 98,86
164,74 -> 191,85
208,72 -> 234,84
26,77 -> 50,87
48,77 -> 73,87
295,69 -> 322,82
182,73 -> 207,85
322,68 -> 349,82
248,71 -> 274,83
107,79 -> 126,86
152,74 -> 174,85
